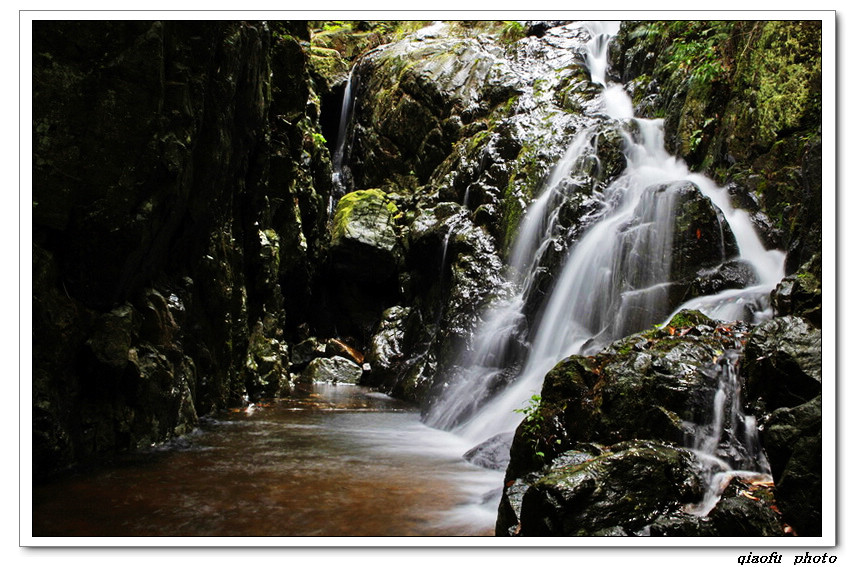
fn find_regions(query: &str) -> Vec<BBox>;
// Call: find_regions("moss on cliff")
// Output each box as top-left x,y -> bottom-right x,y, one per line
614,20 -> 822,272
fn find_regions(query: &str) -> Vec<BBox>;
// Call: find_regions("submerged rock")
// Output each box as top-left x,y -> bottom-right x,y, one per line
463,432 -> 514,471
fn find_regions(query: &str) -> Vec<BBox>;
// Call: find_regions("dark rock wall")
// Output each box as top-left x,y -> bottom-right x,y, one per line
33,21 -> 331,477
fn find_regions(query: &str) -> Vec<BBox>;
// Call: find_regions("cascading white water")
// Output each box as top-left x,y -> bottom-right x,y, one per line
425,127 -> 602,433
685,350 -> 772,515
427,22 -> 785,497
329,70 -> 357,216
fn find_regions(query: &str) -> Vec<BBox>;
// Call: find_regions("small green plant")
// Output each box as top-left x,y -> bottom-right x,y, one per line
500,21 -> 526,44
689,118 -> 716,152
312,132 -> 327,146
514,394 -> 546,458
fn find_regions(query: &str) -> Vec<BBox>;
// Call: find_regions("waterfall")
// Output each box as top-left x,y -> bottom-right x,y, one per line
426,22 -> 785,500
329,69 -> 357,216
685,350 -> 772,516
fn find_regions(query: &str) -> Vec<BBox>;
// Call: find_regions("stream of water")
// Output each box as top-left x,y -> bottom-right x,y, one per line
32,383 -> 502,537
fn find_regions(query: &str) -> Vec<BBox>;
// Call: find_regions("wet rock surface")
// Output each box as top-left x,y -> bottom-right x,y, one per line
498,312 -> 790,537
612,21 -> 821,273
301,355 -> 364,384
743,315 -> 822,412
515,440 -> 705,536
463,432 -> 515,471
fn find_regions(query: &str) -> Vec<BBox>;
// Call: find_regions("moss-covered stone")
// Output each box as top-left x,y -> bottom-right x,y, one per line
516,440 -> 705,536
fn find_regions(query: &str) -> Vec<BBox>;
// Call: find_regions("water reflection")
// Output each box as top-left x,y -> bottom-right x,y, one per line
32,383 -> 502,537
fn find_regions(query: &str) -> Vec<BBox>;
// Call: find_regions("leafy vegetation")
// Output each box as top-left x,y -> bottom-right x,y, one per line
643,21 -> 736,88
514,394 -> 548,459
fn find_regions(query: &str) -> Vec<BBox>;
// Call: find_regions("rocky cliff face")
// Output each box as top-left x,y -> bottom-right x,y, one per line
32,21 -> 332,476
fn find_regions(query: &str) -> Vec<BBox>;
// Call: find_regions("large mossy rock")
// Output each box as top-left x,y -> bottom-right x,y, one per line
349,34 -> 522,189
498,311 -> 786,537
324,188 -> 402,342
330,189 -> 400,281
504,310 -> 733,480
333,23 -> 633,404
514,440 -> 705,536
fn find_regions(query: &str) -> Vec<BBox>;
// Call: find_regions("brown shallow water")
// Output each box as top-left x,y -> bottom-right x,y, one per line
32,383 -> 503,538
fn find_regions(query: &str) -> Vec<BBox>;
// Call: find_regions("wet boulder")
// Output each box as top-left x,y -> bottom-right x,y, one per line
772,253 -> 821,328
300,355 -> 363,384
505,313 -> 746,480
667,181 -> 739,285
348,32 -> 523,189
404,200 -> 508,354
644,478 -> 782,536
743,315 -> 822,412
329,189 -> 400,282
515,440 -> 705,536
760,395 -> 822,536
688,259 -> 757,298
703,478 -> 783,536
498,314 -> 784,536
290,337 -> 326,371
245,324 -> 290,399
364,306 -> 421,392
325,189 -> 402,341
